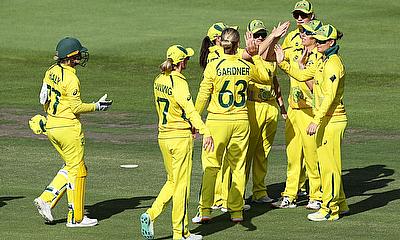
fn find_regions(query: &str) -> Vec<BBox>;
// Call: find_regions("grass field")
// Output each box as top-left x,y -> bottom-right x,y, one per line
1,0 -> 400,239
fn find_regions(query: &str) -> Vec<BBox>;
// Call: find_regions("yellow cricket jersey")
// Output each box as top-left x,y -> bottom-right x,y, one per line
279,45 -> 346,124
207,45 -> 224,64
282,28 -> 302,51
154,70 -> 210,138
195,54 -> 272,120
284,46 -> 323,109
43,64 -> 95,128
247,60 -> 277,103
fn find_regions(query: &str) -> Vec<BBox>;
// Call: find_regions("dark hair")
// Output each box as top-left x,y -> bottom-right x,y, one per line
199,36 -> 214,69
221,28 -> 240,55
336,30 -> 344,40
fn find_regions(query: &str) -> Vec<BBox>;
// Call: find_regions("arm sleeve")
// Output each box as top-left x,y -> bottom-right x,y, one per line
66,77 -> 96,114
175,80 -> 211,137
250,55 -> 273,85
278,59 -> 316,82
195,65 -> 213,115
312,61 -> 341,124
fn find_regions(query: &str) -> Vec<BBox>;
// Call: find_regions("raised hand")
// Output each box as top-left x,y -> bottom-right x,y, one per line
271,21 -> 290,38
274,44 -> 285,64
245,31 -> 258,56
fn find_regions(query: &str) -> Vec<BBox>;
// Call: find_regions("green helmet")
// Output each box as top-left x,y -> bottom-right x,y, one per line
54,37 -> 89,66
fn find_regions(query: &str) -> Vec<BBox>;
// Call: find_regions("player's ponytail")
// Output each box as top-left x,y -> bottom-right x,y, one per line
160,58 -> 174,73
200,36 -> 212,70
337,30 -> 343,40
221,28 -> 240,55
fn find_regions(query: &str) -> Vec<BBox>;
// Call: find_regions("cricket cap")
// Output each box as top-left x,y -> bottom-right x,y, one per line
167,45 -> 194,64
301,19 -> 323,33
207,22 -> 238,41
314,24 -> 338,41
247,19 -> 268,34
292,0 -> 313,14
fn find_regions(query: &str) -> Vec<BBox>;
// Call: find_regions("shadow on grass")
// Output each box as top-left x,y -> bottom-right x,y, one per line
86,196 -> 155,221
343,164 -> 400,215
0,196 -> 25,208
190,200 -> 275,237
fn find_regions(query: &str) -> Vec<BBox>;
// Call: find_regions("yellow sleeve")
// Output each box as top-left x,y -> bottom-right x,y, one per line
312,60 -> 341,124
282,34 -> 291,49
250,55 -> 273,85
195,64 -> 214,115
65,77 -> 96,114
174,80 -> 211,137
278,60 -> 316,82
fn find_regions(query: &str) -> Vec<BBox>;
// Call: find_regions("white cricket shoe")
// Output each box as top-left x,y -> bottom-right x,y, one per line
140,213 -> 154,239
307,211 -> 339,221
182,234 -> 203,240
211,205 -> 221,210
220,207 -> 228,213
297,190 -> 308,197
33,198 -> 53,223
271,197 -> 297,209
252,195 -> 274,203
66,216 -> 98,228
306,200 -> 322,210
192,213 -> 211,224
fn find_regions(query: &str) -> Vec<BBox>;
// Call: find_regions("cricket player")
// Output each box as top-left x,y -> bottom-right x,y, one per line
140,45 -> 214,240
192,28 -> 272,223
281,0 -> 316,198
199,22 -> 237,212
206,21 -> 290,212
244,20 -> 287,204
200,22 -> 237,69
32,37 -> 112,227
272,20 -> 324,209
276,24 -> 349,221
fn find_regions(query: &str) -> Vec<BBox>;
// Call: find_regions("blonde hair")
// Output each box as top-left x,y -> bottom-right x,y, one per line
221,28 -> 240,54
160,58 -> 174,73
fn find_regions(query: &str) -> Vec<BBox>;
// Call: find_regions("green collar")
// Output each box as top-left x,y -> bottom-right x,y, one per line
324,44 -> 339,58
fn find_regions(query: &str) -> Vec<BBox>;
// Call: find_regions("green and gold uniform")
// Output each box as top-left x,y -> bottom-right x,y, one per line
38,63 -> 96,224
245,59 -> 280,201
280,46 -> 323,203
282,28 -> 302,51
147,70 -> 210,240
207,45 -> 223,64
206,44 -> 229,209
195,54 -> 271,219
279,45 -> 349,218
282,27 -> 308,193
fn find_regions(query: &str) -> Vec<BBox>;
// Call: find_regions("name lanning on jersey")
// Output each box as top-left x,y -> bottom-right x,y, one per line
217,66 -> 249,76
154,83 -> 172,95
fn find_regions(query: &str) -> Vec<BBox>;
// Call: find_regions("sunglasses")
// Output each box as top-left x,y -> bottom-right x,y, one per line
293,11 -> 310,19
253,31 -> 268,39
316,39 -> 329,44
299,27 -> 315,36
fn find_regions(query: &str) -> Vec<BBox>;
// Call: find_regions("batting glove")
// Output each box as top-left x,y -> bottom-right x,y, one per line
95,94 -> 113,111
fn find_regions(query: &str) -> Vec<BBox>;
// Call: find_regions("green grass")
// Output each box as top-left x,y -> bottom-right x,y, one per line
1,0 -> 400,239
